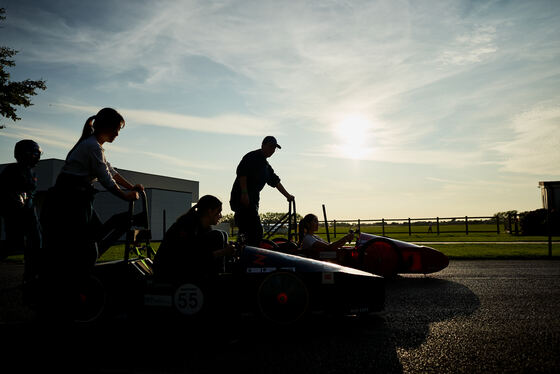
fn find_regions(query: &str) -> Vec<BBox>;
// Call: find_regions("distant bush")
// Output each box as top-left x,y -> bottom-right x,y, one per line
519,209 -> 560,235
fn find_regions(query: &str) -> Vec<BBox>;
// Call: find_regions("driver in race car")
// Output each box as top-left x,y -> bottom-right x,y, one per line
298,214 -> 354,260
153,195 -> 235,282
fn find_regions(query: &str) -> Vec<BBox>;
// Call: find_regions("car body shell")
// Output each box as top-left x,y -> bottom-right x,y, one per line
88,243 -> 385,324
265,232 -> 449,277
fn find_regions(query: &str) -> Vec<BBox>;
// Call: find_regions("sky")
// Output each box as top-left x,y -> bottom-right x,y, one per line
0,0 -> 559,220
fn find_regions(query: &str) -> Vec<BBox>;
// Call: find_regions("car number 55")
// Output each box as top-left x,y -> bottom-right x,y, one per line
174,284 -> 204,315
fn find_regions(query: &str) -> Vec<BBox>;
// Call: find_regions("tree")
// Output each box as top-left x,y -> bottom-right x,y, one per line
260,212 -> 302,225
224,212 -> 302,228
221,213 -> 235,228
518,209 -> 560,236
0,8 -> 46,129
493,210 -> 518,222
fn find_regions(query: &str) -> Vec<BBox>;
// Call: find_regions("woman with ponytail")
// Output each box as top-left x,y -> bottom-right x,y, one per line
60,107 -> 143,203
40,108 -> 144,312
298,214 -> 354,260
153,195 -> 234,281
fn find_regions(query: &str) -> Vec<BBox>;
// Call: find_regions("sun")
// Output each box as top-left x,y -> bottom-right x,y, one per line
333,114 -> 373,159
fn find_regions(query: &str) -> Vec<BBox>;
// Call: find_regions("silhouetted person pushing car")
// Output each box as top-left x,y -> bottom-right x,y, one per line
39,108 -> 144,319
230,136 -> 294,247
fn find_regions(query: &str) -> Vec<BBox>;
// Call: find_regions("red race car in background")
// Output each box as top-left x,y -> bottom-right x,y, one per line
260,202 -> 449,277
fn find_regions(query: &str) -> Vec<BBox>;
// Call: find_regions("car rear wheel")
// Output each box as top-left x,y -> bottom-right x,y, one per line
73,275 -> 106,323
257,272 -> 309,324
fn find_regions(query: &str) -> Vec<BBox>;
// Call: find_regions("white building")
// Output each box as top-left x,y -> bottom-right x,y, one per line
0,158 -> 199,240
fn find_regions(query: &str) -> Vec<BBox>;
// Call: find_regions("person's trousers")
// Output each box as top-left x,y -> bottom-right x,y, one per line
234,206 -> 262,247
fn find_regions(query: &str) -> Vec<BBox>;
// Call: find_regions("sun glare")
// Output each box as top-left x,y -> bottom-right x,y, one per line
333,114 -> 373,159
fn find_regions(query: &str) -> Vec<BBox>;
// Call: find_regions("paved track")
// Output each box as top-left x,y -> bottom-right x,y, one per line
1,260 -> 559,373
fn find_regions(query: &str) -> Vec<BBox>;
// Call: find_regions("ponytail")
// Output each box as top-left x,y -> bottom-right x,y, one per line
66,116 -> 94,159
80,115 -> 96,141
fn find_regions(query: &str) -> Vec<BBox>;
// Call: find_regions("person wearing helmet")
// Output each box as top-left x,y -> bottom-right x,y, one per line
0,140 -> 42,290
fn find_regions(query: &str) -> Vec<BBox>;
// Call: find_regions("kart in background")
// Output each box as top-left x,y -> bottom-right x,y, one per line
260,201 -> 449,278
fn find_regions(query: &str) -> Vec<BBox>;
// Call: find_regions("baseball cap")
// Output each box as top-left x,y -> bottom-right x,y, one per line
262,136 -> 281,149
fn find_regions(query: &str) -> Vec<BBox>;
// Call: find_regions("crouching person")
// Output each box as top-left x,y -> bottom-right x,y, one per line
153,195 -> 234,282
152,195 -> 235,321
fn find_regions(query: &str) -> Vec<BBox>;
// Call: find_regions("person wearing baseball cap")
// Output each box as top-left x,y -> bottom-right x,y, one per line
262,135 -> 281,149
230,136 -> 294,246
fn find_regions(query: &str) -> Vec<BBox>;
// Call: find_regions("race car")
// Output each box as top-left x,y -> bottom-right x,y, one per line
141,244 -> 384,324
72,193 -> 385,324
261,202 -> 449,277
340,232 -> 448,277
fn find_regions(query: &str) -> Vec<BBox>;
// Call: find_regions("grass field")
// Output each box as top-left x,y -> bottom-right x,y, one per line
311,222 -> 559,242
93,231 -> 560,262
430,243 -> 560,259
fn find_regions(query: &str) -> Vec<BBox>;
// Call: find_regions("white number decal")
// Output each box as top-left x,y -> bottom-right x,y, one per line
174,284 -> 204,315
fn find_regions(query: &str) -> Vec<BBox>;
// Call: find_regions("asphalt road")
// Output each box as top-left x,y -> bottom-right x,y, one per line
1,260 -> 559,373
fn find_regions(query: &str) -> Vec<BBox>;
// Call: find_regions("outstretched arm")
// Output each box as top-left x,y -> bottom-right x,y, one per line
276,182 -> 294,202
313,232 -> 355,251
110,173 -> 143,202
114,173 -> 144,192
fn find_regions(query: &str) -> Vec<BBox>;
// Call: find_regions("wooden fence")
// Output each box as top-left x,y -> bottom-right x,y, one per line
316,215 -> 520,238
236,214 -> 523,239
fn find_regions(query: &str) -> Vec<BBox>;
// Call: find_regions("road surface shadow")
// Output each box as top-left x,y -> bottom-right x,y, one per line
2,314 -> 403,373
1,263 -> 479,374
385,275 -> 481,349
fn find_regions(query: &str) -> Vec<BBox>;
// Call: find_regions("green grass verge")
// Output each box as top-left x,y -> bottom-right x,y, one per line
430,243 -> 560,259
97,242 -> 161,262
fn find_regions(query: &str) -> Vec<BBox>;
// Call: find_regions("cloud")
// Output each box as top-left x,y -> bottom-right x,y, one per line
56,104 -> 278,136
320,144 -> 485,167
8,2 -> 452,112
493,103 -> 560,175
137,151 -> 226,172
5,0 -> 560,175
0,124 -> 75,151
0,121 -> 225,176
437,25 -> 498,66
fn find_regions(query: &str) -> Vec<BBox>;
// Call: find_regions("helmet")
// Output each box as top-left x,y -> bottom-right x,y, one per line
14,139 -> 42,165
